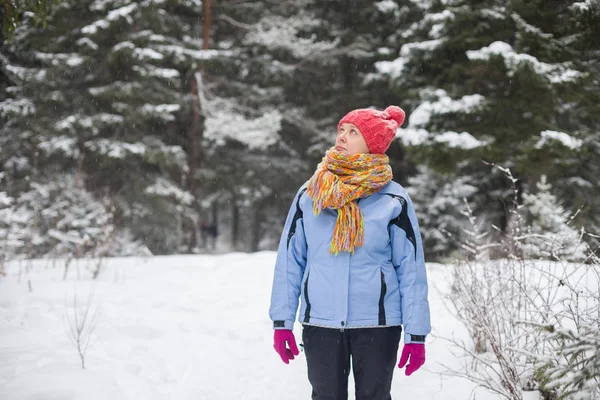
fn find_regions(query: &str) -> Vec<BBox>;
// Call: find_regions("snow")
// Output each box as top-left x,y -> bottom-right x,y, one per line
3,157 -> 29,171
34,53 -> 84,67
145,178 -> 194,206
375,0 -> 399,13
56,115 -> 92,132
400,9 -> 454,39
4,65 -> 47,83
535,130 -> 583,150
395,91 -> 486,149
0,98 -> 35,118
205,106 -> 282,150
152,45 -> 224,64
82,3 -> 138,34
570,0 -> 599,13
77,37 -> 99,51
399,129 -> 485,150
426,11 -> 455,39
0,192 -> 11,207
134,48 -> 164,61
245,14 -> 340,59
375,40 -> 446,78
181,0 -> 203,8
113,41 -> 135,52
95,113 -> 125,125
85,139 -> 146,159
47,229 -> 86,245
480,9 -> 506,20
400,39 -> 445,57
397,127 -> 429,146
140,104 -> 181,121
81,19 -> 111,35
38,136 -> 79,158
409,91 -> 484,127
0,254 -> 502,400
55,113 -> 124,136
466,41 -> 584,84
434,131 -> 485,149
132,66 -> 180,79
511,13 -> 553,40
112,42 -> 165,61
89,82 -> 142,97
374,57 -> 410,79
105,3 -> 138,21
90,0 -> 115,12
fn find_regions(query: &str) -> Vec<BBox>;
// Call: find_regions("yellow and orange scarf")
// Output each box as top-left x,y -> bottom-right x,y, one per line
306,147 -> 393,255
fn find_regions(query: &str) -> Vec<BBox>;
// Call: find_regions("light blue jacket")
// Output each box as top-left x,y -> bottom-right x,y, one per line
269,180 -> 431,344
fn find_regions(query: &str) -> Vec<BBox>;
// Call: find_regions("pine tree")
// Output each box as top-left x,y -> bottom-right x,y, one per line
522,175 -> 587,261
407,165 -> 478,260
0,0 -> 231,255
369,0 -> 600,257
0,0 -> 61,40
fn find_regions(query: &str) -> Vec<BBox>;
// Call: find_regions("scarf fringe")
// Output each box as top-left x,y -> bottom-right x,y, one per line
306,148 -> 392,255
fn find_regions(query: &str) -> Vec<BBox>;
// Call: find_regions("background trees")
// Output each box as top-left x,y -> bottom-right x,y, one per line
1,0 -> 598,259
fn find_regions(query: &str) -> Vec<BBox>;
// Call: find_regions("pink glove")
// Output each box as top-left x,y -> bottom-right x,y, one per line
398,343 -> 426,376
273,329 -> 299,364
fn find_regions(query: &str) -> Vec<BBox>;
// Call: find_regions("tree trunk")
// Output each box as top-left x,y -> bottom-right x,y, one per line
250,203 -> 263,252
186,74 -> 204,252
76,137 -> 85,189
185,1 -> 212,251
203,0 -> 212,50
231,197 -> 240,250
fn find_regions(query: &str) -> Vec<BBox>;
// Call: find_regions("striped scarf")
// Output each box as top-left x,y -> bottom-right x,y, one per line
306,147 -> 393,255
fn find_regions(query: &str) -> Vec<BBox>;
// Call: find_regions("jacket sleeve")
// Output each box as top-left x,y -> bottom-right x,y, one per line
390,194 -> 431,344
269,185 -> 308,330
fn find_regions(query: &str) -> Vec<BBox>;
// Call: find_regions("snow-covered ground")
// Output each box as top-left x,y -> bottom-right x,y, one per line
1,253 -> 501,399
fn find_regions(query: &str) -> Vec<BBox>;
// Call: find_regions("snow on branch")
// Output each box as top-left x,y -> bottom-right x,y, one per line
467,41 -> 584,84
4,65 -> 47,84
132,65 -> 180,80
396,89 -> 486,149
375,0 -> 399,13
85,139 -> 145,159
204,101 -> 282,151
151,45 -> 226,64
34,52 -> 85,67
145,177 -> 194,205
244,14 -> 340,59
54,113 -> 124,135
535,130 -> 583,150
374,40 -> 446,79
434,131 -> 486,150
38,136 -> 79,158
0,98 -> 35,118
410,90 -> 485,127
139,104 -> 181,121
82,3 -> 138,35
444,165 -> 597,399
570,0 -> 600,13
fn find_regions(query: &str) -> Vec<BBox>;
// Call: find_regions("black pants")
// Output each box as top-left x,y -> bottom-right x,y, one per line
302,325 -> 402,400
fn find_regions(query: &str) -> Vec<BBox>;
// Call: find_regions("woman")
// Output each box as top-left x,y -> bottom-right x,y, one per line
269,106 -> 431,400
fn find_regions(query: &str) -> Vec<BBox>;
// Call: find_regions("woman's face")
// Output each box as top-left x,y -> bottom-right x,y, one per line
335,123 -> 370,155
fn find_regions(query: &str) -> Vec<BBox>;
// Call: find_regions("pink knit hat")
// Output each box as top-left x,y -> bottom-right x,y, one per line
337,106 -> 406,154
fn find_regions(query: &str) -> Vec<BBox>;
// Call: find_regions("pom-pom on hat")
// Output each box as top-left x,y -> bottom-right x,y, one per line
337,106 -> 406,154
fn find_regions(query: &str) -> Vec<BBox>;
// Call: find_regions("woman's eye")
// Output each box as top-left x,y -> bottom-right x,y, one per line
351,130 -> 356,135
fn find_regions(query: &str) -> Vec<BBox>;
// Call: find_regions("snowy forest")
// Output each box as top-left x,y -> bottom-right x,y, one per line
1,0 -> 599,260
1,1 -> 600,399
